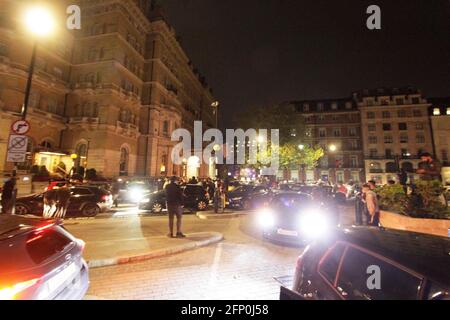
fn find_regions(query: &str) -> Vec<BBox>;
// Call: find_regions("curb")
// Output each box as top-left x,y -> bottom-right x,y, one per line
196,211 -> 248,220
86,232 -> 224,269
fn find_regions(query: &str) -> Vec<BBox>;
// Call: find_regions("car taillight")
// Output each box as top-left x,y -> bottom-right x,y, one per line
101,195 -> 111,201
0,278 -> 40,300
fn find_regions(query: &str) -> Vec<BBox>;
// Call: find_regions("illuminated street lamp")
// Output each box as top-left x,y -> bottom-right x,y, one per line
329,144 -> 337,152
211,101 -> 220,128
298,144 -> 305,150
257,136 -> 265,144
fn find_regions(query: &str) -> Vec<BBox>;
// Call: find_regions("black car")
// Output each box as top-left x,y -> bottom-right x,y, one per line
279,227 -> 450,300
227,185 -> 272,210
258,192 -> 339,245
15,186 -> 113,217
139,184 -> 209,213
0,216 -> 89,300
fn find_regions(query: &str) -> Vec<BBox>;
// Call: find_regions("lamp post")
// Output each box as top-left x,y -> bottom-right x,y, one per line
11,6 -> 55,215
211,101 -> 220,128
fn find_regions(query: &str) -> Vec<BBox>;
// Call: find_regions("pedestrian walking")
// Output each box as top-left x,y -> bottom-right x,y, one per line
165,176 -> 186,238
1,176 -> 16,215
362,183 -> 380,227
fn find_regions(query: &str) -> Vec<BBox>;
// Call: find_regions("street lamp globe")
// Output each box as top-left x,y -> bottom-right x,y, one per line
329,144 -> 337,152
257,136 -> 265,143
24,6 -> 55,37
298,144 -> 305,150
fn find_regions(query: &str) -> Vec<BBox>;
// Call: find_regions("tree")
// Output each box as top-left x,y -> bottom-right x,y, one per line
234,104 -> 324,171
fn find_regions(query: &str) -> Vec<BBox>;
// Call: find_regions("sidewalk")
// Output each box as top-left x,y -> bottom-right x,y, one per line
63,217 -> 223,268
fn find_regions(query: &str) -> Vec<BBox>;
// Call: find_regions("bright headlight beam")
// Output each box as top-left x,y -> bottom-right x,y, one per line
257,209 -> 275,228
300,210 -> 329,238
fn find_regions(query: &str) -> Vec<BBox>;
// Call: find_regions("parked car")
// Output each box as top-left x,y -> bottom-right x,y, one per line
227,185 -> 272,210
279,227 -> 450,300
139,184 -> 209,213
0,215 -> 89,300
116,181 -> 156,205
257,192 -> 339,245
15,186 -> 113,217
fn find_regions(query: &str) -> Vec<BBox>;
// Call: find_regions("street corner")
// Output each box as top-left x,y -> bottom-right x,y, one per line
196,210 -> 249,220
86,231 -> 224,269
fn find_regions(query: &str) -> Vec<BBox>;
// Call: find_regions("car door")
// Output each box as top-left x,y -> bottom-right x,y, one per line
251,186 -> 270,207
68,187 -> 94,213
334,245 -> 424,300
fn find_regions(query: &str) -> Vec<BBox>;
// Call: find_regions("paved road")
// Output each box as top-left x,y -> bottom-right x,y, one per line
84,204 -> 355,300
85,209 -> 302,300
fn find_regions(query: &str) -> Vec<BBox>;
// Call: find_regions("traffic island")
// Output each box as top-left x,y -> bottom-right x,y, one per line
196,210 -> 249,220
72,231 -> 224,268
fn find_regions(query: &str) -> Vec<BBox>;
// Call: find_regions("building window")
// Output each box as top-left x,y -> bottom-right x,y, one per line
317,103 -> 324,111
412,97 -> 420,104
163,121 -> 169,134
349,127 -> 357,137
395,98 -> 404,105
398,123 -> 407,131
447,108 -> 450,115
333,128 -> 341,137
441,150 -> 449,161
350,156 -> 358,167
368,124 -> 376,132
400,134 -> 408,144
319,128 -> 327,138
47,97 -> 58,114
433,108 -> 441,116
303,104 -> 309,112
382,111 -> 390,118
398,110 -> 407,118
368,136 -> 377,144
416,122 -> 424,130
119,147 -> 129,176
385,149 -> 393,158
29,91 -> 40,108
413,109 -> 422,117
401,149 -> 410,157
349,140 -> 358,149
416,134 -> 425,144
383,123 -> 392,131
384,136 -> 393,144
380,98 -> 389,106
367,112 -> 375,119
369,149 -> 378,158
331,103 -> 338,110
345,102 -> 352,109
40,140 -> 52,149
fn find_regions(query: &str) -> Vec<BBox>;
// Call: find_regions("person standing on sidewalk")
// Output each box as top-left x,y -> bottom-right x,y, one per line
1,176 -> 16,215
362,183 -> 380,227
165,176 -> 186,238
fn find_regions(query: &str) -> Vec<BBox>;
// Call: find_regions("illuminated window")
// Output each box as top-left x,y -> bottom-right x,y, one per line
433,108 -> 440,116
447,108 -> 450,115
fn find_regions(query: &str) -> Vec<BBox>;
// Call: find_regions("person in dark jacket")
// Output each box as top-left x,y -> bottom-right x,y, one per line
165,176 -> 186,238
1,176 -> 16,214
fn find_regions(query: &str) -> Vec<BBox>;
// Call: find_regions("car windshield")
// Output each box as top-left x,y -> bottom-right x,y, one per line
271,194 -> 312,212
233,185 -> 254,193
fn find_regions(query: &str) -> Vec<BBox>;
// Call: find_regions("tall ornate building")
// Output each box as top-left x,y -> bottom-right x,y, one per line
0,0 -> 216,178
356,87 -> 434,184
429,97 -> 450,184
287,98 -> 365,184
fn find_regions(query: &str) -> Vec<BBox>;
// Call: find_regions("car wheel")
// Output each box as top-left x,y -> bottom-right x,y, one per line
82,204 -> 100,217
15,204 -> 30,215
197,200 -> 208,211
151,202 -> 163,213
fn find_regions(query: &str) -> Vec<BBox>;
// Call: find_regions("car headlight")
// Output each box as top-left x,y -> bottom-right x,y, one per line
129,188 -> 144,202
299,209 -> 329,238
257,208 -> 275,228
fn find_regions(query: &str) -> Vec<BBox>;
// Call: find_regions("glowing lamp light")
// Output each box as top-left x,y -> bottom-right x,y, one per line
70,154 -> 78,160
298,144 -> 305,150
24,6 -> 55,37
329,145 -> 337,152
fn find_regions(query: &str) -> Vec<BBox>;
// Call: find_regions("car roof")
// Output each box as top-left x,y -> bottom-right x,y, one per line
328,227 -> 450,286
0,216 -> 52,237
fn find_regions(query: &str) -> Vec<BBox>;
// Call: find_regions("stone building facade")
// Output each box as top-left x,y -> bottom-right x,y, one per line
0,0 -> 216,178
429,98 -> 450,184
287,99 -> 365,184
356,88 -> 434,185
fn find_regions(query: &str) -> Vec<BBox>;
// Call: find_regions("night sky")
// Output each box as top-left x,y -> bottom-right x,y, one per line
160,0 -> 450,127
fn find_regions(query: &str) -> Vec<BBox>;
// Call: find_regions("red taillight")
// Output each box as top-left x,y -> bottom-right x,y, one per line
0,278 -> 40,300
35,222 -> 54,233
101,195 -> 111,201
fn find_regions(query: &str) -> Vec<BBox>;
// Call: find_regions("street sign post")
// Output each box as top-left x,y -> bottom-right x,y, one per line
7,134 -> 29,163
11,119 -> 31,135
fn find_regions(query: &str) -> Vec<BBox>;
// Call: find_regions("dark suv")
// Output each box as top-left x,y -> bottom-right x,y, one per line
139,184 -> 209,213
279,227 -> 450,300
0,216 -> 89,300
16,186 -> 113,217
